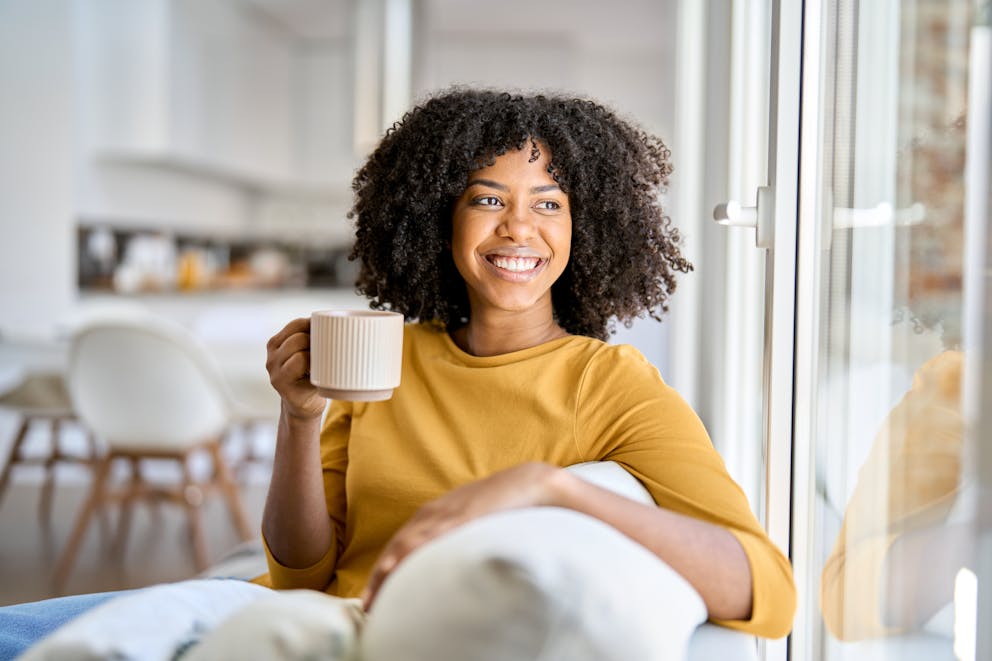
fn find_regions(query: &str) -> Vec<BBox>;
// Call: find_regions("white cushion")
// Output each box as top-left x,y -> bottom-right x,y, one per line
361,507 -> 707,661
687,623 -> 759,661
361,461 -> 712,661
183,590 -> 362,661
570,462 -> 758,661
563,460 -> 656,502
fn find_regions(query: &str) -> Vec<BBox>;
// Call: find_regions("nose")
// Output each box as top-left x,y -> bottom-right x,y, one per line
496,203 -> 536,242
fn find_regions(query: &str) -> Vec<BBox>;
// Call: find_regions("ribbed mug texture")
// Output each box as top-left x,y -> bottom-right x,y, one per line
310,311 -> 403,391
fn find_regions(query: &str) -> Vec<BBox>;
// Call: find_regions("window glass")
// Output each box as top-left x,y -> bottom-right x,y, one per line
810,2 -> 976,659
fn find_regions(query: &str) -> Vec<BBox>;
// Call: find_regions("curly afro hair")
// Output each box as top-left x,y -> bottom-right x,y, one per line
349,87 -> 692,341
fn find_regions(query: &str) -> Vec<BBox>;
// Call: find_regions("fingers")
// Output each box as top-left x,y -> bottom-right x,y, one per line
267,332 -> 311,375
266,318 -> 325,419
266,317 -> 310,353
361,525 -> 434,611
361,511 -> 461,611
361,553 -> 399,611
266,318 -> 314,384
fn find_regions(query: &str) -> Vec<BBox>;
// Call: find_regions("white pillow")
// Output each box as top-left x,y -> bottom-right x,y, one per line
563,460 -> 657,503
183,590 -> 363,661
360,462 -> 708,661
568,464 -> 757,661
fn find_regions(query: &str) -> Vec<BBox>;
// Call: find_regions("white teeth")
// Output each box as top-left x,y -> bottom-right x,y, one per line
490,256 -> 541,272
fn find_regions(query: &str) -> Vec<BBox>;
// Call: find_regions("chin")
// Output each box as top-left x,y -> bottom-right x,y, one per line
492,301 -> 541,314
478,294 -> 544,314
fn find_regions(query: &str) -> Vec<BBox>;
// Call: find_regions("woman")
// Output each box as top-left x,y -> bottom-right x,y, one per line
260,88 -> 795,638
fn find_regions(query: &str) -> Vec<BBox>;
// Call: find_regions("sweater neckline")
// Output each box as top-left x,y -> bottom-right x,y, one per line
437,326 -> 582,367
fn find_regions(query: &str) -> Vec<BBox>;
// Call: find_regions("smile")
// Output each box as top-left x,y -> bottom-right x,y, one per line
487,255 -> 542,272
483,254 -> 548,281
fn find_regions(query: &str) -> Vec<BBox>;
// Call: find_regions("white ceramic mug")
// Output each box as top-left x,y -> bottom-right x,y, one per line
309,310 -> 404,401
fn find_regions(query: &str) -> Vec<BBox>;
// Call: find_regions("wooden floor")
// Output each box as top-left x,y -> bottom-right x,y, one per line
0,472 -> 268,607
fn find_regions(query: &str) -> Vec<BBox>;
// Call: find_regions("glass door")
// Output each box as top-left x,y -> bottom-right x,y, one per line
689,1 -> 988,657
789,1 -> 988,659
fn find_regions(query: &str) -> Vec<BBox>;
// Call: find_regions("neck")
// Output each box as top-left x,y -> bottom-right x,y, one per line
452,308 -> 569,357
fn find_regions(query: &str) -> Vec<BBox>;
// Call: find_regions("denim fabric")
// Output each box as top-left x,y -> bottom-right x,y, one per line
0,590 -> 132,660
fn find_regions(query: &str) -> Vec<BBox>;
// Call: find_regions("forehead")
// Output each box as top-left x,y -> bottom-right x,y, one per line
471,145 -> 556,182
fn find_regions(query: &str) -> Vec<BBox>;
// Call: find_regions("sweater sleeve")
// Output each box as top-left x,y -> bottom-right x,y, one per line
575,344 -> 796,639
261,399 -> 352,591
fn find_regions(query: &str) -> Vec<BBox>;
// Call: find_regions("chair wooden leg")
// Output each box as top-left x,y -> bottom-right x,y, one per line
181,456 -> 209,572
77,431 -> 111,540
84,429 -> 101,459
53,454 -> 113,594
0,418 -> 30,510
38,418 -> 61,525
221,425 -> 246,484
208,442 -> 253,541
113,457 -> 140,558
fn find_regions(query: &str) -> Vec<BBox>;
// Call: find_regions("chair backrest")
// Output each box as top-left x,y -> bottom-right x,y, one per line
67,317 -> 232,451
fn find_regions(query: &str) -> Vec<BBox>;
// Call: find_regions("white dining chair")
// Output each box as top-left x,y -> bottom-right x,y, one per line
53,316 -> 254,591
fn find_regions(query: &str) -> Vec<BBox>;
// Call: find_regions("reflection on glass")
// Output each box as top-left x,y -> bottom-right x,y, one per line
810,1 -> 976,659
821,350 -> 968,639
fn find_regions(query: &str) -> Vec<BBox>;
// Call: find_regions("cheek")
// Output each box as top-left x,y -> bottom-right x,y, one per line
555,221 -> 573,265
448,222 -> 475,278
557,246 -> 572,277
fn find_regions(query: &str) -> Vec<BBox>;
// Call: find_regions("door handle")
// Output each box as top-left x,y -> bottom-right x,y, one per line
713,185 -> 774,249
830,202 -> 926,229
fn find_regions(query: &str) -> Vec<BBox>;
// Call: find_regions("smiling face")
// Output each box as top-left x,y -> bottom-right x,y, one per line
450,144 -> 572,323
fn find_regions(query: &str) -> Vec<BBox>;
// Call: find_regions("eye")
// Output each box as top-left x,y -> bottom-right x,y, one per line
535,200 -> 562,210
472,195 -> 502,207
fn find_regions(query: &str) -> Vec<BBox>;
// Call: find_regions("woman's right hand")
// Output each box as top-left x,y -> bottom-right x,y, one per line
266,317 -> 326,420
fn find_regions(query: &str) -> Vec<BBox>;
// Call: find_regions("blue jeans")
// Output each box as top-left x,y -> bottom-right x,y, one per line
0,590 -> 132,660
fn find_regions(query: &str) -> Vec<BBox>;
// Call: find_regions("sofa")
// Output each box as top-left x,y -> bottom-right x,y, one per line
20,462 -> 761,660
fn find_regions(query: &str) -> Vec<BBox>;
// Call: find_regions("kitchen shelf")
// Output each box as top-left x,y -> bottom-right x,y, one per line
76,223 -> 359,295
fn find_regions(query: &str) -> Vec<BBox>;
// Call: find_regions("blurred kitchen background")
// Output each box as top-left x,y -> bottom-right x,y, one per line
2,0 -> 681,365
3,0 -> 678,330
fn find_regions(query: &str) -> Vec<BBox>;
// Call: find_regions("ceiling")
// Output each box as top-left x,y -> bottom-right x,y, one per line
243,0 -> 350,41
425,0 -> 677,53
243,0 -> 677,52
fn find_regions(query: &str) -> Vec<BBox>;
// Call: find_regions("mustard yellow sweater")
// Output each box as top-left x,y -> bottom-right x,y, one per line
260,322 -> 795,637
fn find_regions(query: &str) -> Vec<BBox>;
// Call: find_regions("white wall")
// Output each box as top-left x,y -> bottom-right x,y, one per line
0,0 -> 76,335
414,0 -> 676,136
76,163 -> 252,232
170,0 -> 295,179
73,0 -> 286,232
296,43 -> 356,183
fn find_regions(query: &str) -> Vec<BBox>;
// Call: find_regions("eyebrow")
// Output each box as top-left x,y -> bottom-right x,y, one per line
466,178 -> 562,194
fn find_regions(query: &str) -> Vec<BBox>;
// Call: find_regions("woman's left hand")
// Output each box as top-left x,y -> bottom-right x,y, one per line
361,462 -> 560,610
